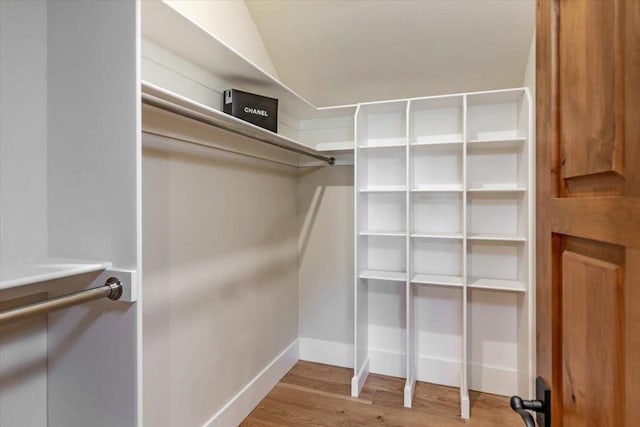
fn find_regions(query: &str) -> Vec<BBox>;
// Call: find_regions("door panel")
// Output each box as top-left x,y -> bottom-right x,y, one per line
559,0 -> 624,179
537,0 -> 640,426
561,249 -> 623,427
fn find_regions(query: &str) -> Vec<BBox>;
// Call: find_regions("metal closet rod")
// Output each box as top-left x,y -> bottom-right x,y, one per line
142,93 -> 336,166
0,277 -> 123,327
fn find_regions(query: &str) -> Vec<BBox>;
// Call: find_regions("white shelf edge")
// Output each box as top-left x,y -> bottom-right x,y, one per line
411,233 -> 463,240
468,137 -> 526,144
467,138 -> 526,151
316,142 -> 354,153
411,274 -> 464,287
466,187 -> 526,193
359,231 -> 407,237
359,270 -> 407,282
467,233 -> 526,242
0,258 -> 113,290
410,140 -> 463,147
411,186 -> 463,193
358,143 -> 406,150
359,186 -> 407,193
467,278 -> 526,293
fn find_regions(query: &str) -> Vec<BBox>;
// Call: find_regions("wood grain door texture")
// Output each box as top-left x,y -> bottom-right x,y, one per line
537,0 -> 639,426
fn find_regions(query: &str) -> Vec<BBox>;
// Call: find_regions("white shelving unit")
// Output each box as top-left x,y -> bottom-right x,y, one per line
353,88 -> 533,419
140,0 -> 358,160
0,2 -> 141,427
0,259 -> 112,291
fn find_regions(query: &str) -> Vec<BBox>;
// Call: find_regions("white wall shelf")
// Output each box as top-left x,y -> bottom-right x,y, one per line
359,143 -> 406,150
411,273 -> 464,287
359,186 -> 407,193
468,278 -> 526,293
467,187 -> 526,193
141,82 -> 336,167
411,233 -> 464,240
141,1 -> 358,157
467,233 -> 526,242
0,259 -> 112,291
411,185 -> 464,193
467,137 -> 525,150
359,231 -> 407,237
354,88 -> 533,420
141,0 -> 356,119
411,140 -> 463,147
359,270 -> 407,282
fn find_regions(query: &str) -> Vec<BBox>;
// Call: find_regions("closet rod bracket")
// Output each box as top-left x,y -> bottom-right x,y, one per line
105,276 -> 124,301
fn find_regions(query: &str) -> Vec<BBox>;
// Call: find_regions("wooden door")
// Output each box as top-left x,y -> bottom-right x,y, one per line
537,0 -> 639,426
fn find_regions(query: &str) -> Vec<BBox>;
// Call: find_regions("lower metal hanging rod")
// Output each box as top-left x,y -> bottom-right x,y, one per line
0,277 -> 123,327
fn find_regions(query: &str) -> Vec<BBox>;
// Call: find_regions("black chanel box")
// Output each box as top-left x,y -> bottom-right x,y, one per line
223,89 -> 278,133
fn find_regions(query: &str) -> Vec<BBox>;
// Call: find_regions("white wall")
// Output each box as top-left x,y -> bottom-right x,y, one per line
522,33 -> 536,100
164,0 -> 280,79
297,166 -> 354,360
0,0 -> 48,260
142,141 -> 299,427
141,4 -> 301,424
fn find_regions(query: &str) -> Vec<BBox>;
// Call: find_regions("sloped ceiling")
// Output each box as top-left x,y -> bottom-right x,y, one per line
246,0 -> 535,107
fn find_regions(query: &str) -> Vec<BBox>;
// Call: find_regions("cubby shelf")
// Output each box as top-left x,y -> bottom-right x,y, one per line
411,273 -> 463,287
359,231 -> 406,237
467,187 -> 526,193
467,233 -> 526,242
411,140 -> 463,147
359,270 -> 407,282
411,232 -> 463,240
358,143 -> 406,150
359,186 -> 407,193
355,88 -> 532,418
467,138 -> 526,150
468,278 -> 526,292
411,185 -> 463,193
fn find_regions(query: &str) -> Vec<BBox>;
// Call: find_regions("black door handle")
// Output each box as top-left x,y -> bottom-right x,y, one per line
510,377 -> 551,427
510,395 -> 541,427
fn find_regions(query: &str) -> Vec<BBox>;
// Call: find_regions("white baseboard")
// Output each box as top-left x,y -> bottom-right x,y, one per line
298,338 -> 517,397
203,339 -> 299,427
351,357 -> 370,397
404,369 -> 416,408
298,337 -> 353,368
460,387 -> 470,419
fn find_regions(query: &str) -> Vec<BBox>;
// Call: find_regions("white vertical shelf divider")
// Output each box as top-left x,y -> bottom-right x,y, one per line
461,94 -> 470,419
351,105 -> 370,397
404,101 -> 414,408
353,88 -> 532,418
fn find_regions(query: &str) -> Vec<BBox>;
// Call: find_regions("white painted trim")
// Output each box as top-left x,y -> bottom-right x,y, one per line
298,337 -> 353,368
351,357 -> 370,397
404,368 -> 416,408
300,338 -> 517,397
202,339 -> 299,427
460,385 -> 470,419
355,87 -> 527,108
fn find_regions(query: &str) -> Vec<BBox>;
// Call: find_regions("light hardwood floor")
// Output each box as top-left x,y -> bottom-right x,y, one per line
241,361 -> 523,426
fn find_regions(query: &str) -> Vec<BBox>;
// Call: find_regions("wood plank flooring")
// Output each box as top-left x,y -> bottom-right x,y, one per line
241,361 -> 523,426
